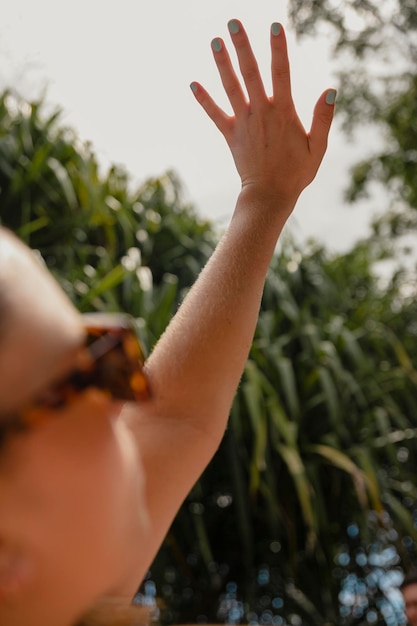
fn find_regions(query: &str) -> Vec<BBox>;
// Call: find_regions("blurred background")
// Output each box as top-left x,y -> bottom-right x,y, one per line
1,0 -> 381,250
1,1 -> 417,625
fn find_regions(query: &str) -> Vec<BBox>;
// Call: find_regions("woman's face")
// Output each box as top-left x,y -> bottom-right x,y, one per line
0,232 -> 149,625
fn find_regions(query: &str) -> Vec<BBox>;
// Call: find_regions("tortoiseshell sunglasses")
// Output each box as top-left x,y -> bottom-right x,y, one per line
0,313 -> 151,445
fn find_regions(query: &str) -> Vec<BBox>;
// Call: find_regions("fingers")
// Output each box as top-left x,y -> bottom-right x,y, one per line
209,35 -> 248,118
309,89 -> 337,159
225,19 -> 267,108
195,20 -> 295,117
270,23 -> 293,109
206,20 -> 267,116
189,19 -> 269,135
189,81 -> 233,140
190,19 -> 337,169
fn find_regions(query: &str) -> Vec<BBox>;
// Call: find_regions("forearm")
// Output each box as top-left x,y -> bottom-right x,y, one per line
144,186 -> 292,432
118,21 -> 335,595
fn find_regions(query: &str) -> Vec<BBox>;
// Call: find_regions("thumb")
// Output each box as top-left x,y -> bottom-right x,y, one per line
309,89 -> 337,160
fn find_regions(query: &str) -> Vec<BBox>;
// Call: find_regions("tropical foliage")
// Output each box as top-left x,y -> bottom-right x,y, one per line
288,0 -> 417,213
1,54 -> 417,625
148,233 -> 417,625
0,89 -> 216,349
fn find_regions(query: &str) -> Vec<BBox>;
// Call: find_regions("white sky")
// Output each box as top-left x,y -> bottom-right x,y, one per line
1,0 -> 380,252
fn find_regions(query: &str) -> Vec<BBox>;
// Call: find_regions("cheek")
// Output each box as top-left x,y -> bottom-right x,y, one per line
2,395 -> 148,590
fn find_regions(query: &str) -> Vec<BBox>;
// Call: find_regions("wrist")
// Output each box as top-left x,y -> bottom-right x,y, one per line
234,183 -> 298,226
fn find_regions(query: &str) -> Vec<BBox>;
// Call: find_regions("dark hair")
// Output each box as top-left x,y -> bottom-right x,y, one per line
400,570 -> 417,591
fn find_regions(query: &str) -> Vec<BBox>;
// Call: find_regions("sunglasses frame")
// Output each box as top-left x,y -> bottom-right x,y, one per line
0,312 -> 151,446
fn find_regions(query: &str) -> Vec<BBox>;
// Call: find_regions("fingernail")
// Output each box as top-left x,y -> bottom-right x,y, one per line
271,22 -> 281,36
325,89 -> 337,105
228,19 -> 240,34
211,38 -> 222,52
190,82 -> 198,94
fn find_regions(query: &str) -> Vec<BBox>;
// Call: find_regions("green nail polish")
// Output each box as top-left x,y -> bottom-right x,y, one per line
325,89 -> 337,105
228,19 -> 239,34
211,38 -> 222,52
271,22 -> 281,36
190,82 -> 198,93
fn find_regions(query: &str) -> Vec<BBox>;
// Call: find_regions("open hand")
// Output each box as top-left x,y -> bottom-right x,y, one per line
191,19 -> 336,214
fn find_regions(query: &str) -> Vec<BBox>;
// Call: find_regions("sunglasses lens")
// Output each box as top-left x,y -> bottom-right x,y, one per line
0,315 -> 151,443
73,318 -> 150,402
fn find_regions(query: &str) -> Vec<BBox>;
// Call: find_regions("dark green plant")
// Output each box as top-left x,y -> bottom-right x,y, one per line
287,0 -> 417,217
2,87 -> 417,626
0,89 -> 217,350
148,236 -> 417,626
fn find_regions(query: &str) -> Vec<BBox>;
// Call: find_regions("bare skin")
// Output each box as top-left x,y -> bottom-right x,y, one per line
403,583 -> 417,626
0,20 -> 335,626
